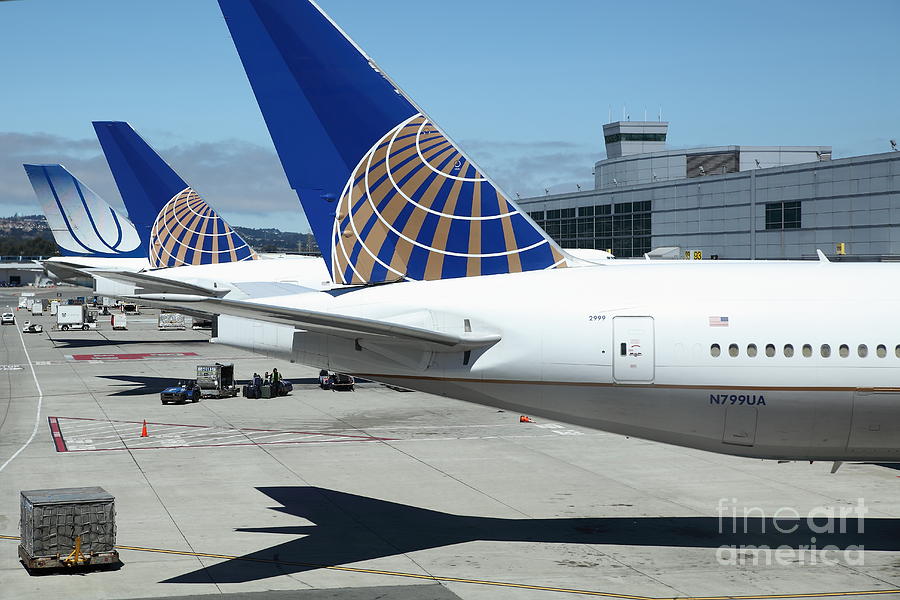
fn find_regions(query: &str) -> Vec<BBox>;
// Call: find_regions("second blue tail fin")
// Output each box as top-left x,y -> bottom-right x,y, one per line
218,0 -> 566,284
93,121 -> 257,269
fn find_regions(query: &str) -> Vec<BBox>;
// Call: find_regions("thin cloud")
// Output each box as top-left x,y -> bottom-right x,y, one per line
1,132 -> 603,228
0,131 -> 308,231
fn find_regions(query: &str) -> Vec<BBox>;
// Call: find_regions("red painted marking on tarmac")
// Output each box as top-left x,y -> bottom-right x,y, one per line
47,417 -> 68,453
70,352 -> 199,361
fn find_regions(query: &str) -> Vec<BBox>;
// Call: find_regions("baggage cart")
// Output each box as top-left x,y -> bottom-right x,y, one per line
196,363 -> 238,398
158,311 -> 185,330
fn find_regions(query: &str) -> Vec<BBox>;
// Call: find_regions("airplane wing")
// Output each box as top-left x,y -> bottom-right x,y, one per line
128,293 -> 500,352
41,260 -> 96,282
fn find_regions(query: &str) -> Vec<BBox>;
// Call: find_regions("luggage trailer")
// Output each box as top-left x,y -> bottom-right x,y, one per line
196,363 -> 238,398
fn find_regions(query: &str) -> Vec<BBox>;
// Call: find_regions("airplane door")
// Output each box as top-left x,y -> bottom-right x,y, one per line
613,317 -> 654,383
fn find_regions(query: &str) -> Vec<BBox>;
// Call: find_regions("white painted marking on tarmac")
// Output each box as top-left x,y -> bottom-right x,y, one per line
53,417 -> 392,452
0,365 -> 23,371
0,324 -> 45,473
535,422 -> 584,435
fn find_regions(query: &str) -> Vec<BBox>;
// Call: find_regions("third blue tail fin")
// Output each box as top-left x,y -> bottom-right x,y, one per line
24,164 -> 143,258
218,0 -> 566,284
93,121 -> 257,269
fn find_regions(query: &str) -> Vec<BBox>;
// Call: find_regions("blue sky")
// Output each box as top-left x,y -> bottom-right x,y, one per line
1,0 -> 897,230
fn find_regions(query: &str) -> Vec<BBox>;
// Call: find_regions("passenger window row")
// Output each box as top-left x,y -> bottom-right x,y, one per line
710,343 -> 894,359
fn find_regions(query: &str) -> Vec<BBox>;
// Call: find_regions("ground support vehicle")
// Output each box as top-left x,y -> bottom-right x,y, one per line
318,370 -> 331,389
191,318 -> 212,330
21,322 -> 43,334
56,305 -> 98,331
160,381 -> 200,404
330,373 -> 355,391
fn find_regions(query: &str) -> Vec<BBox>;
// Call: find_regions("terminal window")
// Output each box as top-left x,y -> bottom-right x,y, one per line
765,201 -> 801,230
529,202 -> 649,257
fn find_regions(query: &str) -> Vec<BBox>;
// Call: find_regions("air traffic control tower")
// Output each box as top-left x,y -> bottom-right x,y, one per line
602,121 -> 668,159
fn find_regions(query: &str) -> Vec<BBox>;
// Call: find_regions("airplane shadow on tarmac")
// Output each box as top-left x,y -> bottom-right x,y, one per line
98,375 -> 199,396
164,486 -> 899,584
49,338 -> 209,349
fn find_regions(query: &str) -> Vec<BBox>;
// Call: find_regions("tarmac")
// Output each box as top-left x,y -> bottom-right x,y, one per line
1,286 -> 900,600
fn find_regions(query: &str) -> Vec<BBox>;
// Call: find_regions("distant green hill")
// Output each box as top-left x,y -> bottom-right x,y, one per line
0,214 -> 318,256
232,226 -> 318,254
0,215 -> 57,256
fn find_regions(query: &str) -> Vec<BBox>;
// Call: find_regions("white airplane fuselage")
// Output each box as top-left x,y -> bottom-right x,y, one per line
214,259 -> 900,462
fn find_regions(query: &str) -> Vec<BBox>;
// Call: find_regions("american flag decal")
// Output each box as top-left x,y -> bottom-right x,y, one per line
709,316 -> 729,327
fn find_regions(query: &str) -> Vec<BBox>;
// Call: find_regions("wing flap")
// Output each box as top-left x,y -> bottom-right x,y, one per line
85,270 -> 229,298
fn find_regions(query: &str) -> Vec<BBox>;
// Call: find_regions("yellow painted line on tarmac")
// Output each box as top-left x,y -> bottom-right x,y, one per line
2,534 -> 899,600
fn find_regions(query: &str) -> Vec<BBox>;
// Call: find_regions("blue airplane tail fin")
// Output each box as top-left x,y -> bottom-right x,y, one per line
23,163 -> 143,258
218,0 -> 566,284
93,121 -> 257,269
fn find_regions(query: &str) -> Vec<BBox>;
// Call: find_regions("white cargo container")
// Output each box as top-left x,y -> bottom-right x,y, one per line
111,314 -> 127,330
49,300 -> 60,316
158,312 -> 186,330
19,487 -> 119,569
31,302 -> 43,316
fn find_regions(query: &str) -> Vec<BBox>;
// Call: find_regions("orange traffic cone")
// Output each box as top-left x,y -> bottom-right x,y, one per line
519,415 -> 533,423
140,420 -> 148,437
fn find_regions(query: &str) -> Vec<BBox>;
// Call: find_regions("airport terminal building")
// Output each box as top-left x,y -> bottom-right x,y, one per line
519,121 -> 900,259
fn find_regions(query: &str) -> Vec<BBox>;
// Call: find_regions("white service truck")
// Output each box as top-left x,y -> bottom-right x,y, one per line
18,292 -> 35,310
57,305 -> 98,331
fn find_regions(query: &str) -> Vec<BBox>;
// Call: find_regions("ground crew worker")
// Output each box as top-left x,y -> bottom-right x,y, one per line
272,368 -> 282,395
